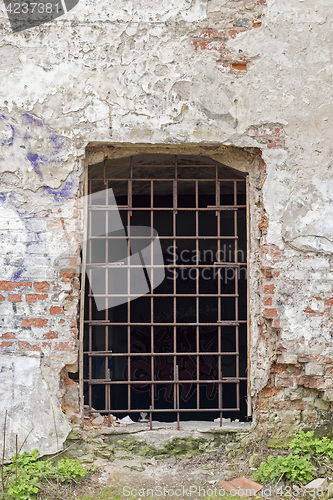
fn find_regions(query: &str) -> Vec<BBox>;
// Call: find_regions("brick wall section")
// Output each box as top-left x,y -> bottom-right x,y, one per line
0,279 -> 77,354
191,0 -> 266,73
248,124 -> 286,149
0,281 -> 78,354
255,156 -> 333,433
0,203 -> 80,359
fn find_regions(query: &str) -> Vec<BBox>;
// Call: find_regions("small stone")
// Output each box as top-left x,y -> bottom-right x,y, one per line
305,478 -> 327,490
79,454 -> 95,463
249,453 -> 262,468
278,353 -> 298,365
94,449 -> 113,460
305,363 -> 324,377
234,18 -> 250,28
92,415 -> 105,425
302,410 -> 318,424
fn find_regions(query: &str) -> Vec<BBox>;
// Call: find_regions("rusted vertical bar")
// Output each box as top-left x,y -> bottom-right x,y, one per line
173,156 -> 177,414
150,179 -> 154,417
105,180 -> 109,423
217,166 -> 223,426
176,364 -> 180,431
149,405 -> 153,430
234,181 -> 240,411
79,159 -> 88,425
246,175 -> 252,417
195,180 -> 200,410
88,179 -> 93,415
127,157 -> 133,411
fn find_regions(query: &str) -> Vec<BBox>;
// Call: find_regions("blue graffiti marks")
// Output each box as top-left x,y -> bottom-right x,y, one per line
27,152 -> 42,177
44,176 -> 76,202
22,113 -> 65,179
12,266 -> 24,281
0,115 -> 15,147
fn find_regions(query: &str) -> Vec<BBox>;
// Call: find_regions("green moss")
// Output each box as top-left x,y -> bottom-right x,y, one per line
266,437 -> 291,450
109,435 -> 224,459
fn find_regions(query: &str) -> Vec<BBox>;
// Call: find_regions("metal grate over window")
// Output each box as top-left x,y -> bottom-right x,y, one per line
83,155 -> 250,426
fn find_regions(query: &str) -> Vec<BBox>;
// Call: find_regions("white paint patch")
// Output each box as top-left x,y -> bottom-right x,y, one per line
0,355 -> 71,461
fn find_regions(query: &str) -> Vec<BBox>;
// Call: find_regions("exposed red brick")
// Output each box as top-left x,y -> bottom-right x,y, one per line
263,284 -> 275,294
264,308 -> 278,318
50,306 -> 64,315
1,332 -> 15,339
26,293 -> 48,303
0,341 -> 14,349
263,296 -> 273,306
325,298 -> 333,306
0,295 -> 5,302
229,29 -> 245,38
304,307 -> 323,316
68,257 -> 78,268
8,293 -> 22,303
22,318 -> 48,328
18,341 -> 41,351
43,331 -> 58,339
0,281 -> 17,291
70,328 -> 78,339
296,377 -> 325,389
60,269 -> 74,280
272,319 -> 281,329
41,341 -> 52,349
54,342 -> 75,352
259,214 -> 269,230
34,282 -> 50,292
252,20 -> 262,28
231,61 -> 248,71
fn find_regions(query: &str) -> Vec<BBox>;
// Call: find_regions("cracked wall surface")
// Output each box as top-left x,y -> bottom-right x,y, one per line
0,0 -> 332,456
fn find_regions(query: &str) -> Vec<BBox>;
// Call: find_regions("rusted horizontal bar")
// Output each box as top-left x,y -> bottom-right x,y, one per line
87,236 -> 239,240
84,321 -> 247,326
89,206 -> 246,210
91,167 -> 246,173
88,293 -> 239,298
85,378 -> 246,384
86,265 -> 246,270
84,351 -> 239,357
87,408 -> 240,414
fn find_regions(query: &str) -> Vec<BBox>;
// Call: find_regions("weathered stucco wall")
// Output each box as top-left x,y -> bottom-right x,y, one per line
0,0 -> 332,457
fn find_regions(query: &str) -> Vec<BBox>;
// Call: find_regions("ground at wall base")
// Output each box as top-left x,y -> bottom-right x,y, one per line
40,422 -> 333,500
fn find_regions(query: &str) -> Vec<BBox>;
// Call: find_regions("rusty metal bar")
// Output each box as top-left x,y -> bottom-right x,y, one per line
246,175 -> 252,417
